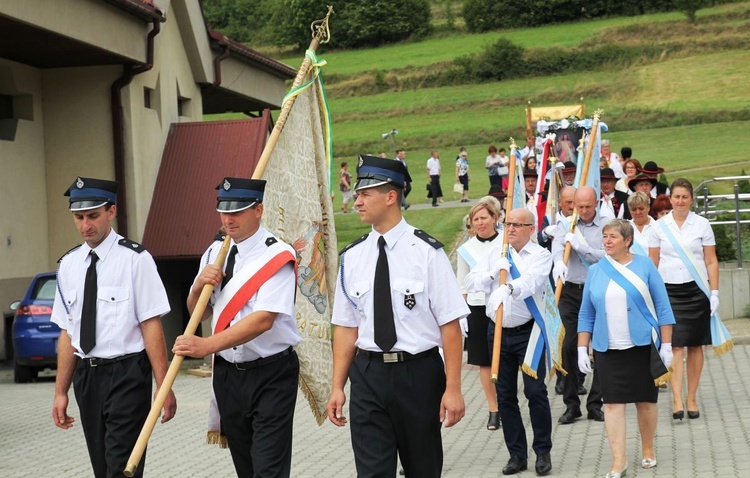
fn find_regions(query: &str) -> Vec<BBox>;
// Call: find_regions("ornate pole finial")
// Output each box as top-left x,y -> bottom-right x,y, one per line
509,137 -> 518,150
311,6 -> 335,43
593,108 -> 604,119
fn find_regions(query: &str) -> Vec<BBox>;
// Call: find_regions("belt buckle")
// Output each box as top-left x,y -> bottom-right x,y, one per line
382,352 -> 399,363
234,362 -> 247,371
87,358 -> 98,368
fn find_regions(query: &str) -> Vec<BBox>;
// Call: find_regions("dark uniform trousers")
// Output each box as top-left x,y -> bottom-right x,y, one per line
214,350 -> 299,478
487,321 -> 552,459
560,283 -> 602,413
73,351 -> 151,478
349,350 -> 446,478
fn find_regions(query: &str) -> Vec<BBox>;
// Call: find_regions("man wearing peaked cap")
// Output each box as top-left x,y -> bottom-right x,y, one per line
327,155 -> 469,477
638,161 -> 670,198
173,177 -> 299,477
52,177 -> 175,478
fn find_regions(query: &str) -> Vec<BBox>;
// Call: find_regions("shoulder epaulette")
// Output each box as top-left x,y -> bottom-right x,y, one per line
265,237 -> 278,247
214,232 -> 226,241
339,233 -> 369,255
118,238 -> 146,254
58,245 -> 82,263
414,229 -> 443,249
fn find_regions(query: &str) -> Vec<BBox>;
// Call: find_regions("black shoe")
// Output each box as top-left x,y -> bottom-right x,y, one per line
502,456 -> 528,475
577,384 -> 587,395
535,453 -> 552,476
673,410 -> 685,420
688,410 -> 700,419
554,379 -> 563,395
587,408 -> 605,421
558,408 -> 582,424
487,411 -> 501,430
432,203 -> 439,207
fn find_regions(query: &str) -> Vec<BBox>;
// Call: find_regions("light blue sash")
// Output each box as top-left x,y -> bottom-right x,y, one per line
658,220 -> 733,354
457,243 -> 478,269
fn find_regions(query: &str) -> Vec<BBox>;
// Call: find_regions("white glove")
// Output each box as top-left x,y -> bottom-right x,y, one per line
565,232 -> 581,251
577,346 -> 592,374
495,257 -> 511,275
659,342 -> 673,368
543,225 -> 558,239
459,318 -> 469,338
710,290 -> 719,316
464,271 -> 494,294
552,261 -> 568,284
487,285 -> 512,313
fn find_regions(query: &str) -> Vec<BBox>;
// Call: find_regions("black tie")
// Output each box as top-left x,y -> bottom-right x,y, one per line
222,246 -> 238,289
374,236 -> 397,352
80,251 -> 99,354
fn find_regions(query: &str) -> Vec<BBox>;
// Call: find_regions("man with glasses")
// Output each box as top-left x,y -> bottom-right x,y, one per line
465,208 -> 553,476
552,186 -> 610,424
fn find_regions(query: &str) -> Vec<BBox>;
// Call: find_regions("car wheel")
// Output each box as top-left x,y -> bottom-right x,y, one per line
14,361 -> 35,383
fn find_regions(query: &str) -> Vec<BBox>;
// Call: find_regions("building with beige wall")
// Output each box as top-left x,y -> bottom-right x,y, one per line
0,0 -> 294,360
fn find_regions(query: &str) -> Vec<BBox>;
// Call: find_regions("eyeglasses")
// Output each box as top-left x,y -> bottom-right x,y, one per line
503,222 -> 533,228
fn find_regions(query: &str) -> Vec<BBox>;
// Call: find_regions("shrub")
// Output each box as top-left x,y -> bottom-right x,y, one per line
713,222 -> 736,262
675,0 -> 708,22
454,38 -> 526,81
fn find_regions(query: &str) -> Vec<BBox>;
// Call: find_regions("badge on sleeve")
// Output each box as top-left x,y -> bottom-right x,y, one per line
404,293 -> 416,310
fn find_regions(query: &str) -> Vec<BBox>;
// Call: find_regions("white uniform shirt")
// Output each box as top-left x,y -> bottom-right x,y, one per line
197,227 -> 300,362
474,242 -> 551,327
599,192 -> 624,220
456,233 -> 503,306
51,230 -> 170,359
648,211 -> 715,284
333,219 -> 469,354
426,157 -> 441,175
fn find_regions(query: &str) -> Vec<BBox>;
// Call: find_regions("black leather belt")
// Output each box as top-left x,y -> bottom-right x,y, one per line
81,351 -> 143,368
356,347 -> 438,363
504,320 -> 534,335
216,346 -> 294,371
564,282 -> 584,290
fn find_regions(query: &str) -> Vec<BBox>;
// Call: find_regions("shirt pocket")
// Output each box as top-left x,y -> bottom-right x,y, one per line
62,289 -> 77,324
97,286 -> 130,321
392,278 -> 424,318
349,281 -> 371,318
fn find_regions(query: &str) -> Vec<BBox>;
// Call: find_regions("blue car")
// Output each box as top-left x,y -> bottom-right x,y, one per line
11,272 -> 60,383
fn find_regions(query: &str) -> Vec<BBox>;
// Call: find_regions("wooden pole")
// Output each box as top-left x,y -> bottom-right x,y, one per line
124,7 -> 335,477
490,138 -> 519,383
553,110 -> 602,304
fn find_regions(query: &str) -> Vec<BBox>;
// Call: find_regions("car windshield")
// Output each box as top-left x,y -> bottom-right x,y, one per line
32,277 -> 57,301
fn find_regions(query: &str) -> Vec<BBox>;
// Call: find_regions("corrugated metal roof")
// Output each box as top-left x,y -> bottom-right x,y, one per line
142,113 -> 272,259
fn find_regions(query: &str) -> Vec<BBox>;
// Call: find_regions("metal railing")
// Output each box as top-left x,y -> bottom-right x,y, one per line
694,175 -> 750,268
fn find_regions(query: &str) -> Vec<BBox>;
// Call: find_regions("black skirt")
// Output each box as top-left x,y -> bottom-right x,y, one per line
595,345 -> 658,404
666,281 -> 711,347
466,304 -> 491,366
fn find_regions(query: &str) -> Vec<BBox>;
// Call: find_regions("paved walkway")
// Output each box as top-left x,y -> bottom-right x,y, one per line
2,326 -> 750,477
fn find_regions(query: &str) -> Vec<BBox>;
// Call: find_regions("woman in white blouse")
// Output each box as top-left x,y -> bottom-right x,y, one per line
627,192 -> 654,256
456,196 -> 504,430
649,178 -> 720,421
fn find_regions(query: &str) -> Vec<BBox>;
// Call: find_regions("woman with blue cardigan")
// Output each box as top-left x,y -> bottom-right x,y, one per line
577,219 -> 675,478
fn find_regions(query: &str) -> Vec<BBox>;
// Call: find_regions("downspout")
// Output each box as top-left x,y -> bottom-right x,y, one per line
211,32 -> 231,87
111,17 -> 161,238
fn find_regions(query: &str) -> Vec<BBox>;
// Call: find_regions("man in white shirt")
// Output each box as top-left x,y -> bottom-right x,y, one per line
395,149 -> 411,209
174,177 -> 299,477
52,177 -> 175,478
327,155 -> 468,477
599,168 -> 631,220
601,140 -> 623,179
426,150 -> 442,207
466,208 -> 553,476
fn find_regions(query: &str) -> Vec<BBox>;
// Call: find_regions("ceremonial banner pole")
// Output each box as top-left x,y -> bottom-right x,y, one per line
124,7 -> 335,476
490,138 -> 519,382
554,110 -> 602,304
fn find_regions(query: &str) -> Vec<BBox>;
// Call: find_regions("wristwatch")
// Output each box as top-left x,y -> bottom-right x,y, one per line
506,283 -> 514,295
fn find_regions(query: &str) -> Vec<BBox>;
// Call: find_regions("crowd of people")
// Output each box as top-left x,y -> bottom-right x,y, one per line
51,137 -> 726,478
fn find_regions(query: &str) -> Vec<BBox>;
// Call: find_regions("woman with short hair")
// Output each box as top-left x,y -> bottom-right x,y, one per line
627,192 -> 654,256
578,219 -> 674,477
456,196 -> 504,430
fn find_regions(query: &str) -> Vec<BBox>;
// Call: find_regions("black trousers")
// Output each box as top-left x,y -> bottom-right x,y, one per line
214,351 -> 299,478
488,321 -> 552,459
559,284 -> 602,412
349,350 -> 445,478
73,351 -> 151,478
429,175 -> 442,205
